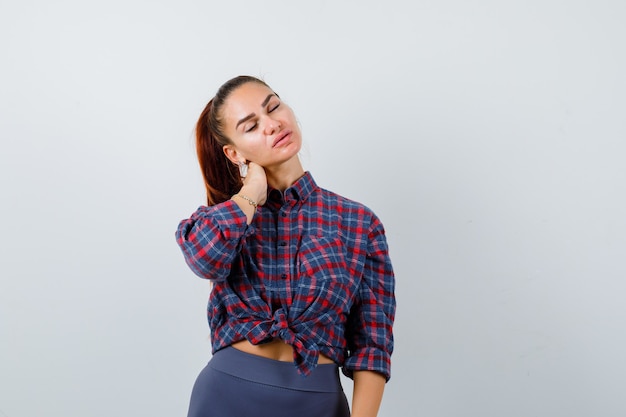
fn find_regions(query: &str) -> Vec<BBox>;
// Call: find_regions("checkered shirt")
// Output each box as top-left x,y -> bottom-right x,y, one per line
176,172 -> 395,380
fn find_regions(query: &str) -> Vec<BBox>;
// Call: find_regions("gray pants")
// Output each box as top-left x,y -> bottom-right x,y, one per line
187,346 -> 350,417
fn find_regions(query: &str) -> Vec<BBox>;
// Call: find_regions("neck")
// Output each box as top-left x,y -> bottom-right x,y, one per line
265,157 -> 305,192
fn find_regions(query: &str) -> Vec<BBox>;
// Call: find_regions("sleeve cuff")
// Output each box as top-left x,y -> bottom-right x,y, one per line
205,199 -> 254,240
341,347 -> 392,382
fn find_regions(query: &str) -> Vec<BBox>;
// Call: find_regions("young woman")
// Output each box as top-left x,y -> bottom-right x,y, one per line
176,76 -> 396,417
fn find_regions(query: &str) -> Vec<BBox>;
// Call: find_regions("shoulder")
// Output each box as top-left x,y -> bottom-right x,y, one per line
323,185 -> 378,211
313,186 -> 383,230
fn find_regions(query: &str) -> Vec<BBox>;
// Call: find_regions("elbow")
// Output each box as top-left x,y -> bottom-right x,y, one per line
180,248 -> 230,282
184,258 -> 214,280
173,231 -> 226,280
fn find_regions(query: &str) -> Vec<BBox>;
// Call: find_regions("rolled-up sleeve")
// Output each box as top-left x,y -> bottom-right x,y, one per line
343,215 -> 396,381
175,200 -> 254,281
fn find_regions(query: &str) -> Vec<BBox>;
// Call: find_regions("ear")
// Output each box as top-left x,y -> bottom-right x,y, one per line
223,144 -> 245,165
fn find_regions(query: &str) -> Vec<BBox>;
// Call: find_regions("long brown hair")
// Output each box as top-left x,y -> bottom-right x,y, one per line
195,75 -> 270,206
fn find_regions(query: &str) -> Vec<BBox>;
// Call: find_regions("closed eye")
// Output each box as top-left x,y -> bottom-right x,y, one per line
245,123 -> 257,132
269,102 -> 280,113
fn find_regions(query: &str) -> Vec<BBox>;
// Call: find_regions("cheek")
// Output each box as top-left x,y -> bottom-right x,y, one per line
286,108 -> 298,123
239,135 -> 269,156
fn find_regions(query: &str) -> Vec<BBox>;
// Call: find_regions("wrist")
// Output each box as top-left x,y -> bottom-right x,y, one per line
233,194 -> 258,208
239,184 -> 265,205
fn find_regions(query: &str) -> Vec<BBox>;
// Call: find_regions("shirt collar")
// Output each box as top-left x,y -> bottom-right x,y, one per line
266,171 -> 317,207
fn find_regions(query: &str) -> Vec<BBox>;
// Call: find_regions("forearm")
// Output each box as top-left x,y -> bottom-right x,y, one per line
351,370 -> 386,417
231,163 -> 267,224
231,184 -> 261,224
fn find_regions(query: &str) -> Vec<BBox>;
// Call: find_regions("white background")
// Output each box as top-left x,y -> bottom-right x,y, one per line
1,1 -> 625,416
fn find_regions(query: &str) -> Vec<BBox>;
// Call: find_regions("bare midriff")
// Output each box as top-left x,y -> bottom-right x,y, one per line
231,339 -> 335,364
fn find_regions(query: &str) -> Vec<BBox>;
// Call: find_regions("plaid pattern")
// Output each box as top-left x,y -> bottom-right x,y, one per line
176,172 -> 395,380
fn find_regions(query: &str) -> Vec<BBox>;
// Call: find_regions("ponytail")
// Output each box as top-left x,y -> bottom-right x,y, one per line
195,100 -> 242,206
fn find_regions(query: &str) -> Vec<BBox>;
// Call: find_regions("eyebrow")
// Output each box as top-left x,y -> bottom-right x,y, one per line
235,93 -> 276,129
261,93 -> 275,107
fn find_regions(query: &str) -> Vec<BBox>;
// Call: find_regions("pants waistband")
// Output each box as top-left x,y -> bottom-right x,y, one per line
208,346 -> 343,393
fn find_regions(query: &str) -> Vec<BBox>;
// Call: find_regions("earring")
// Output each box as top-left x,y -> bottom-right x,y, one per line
238,162 -> 248,178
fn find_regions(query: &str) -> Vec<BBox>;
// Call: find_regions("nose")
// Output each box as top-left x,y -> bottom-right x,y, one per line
263,117 -> 281,135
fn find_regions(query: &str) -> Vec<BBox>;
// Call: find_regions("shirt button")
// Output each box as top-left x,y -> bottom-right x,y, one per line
281,212 -> 287,217
281,274 -> 287,280
279,241 -> 287,247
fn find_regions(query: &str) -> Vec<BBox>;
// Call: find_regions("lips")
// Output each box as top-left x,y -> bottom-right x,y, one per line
272,130 -> 292,148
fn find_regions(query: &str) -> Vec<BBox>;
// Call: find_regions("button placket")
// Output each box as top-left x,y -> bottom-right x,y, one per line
277,203 -> 294,304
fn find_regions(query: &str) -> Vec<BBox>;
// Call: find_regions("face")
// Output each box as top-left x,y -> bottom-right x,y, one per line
221,82 -> 302,168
